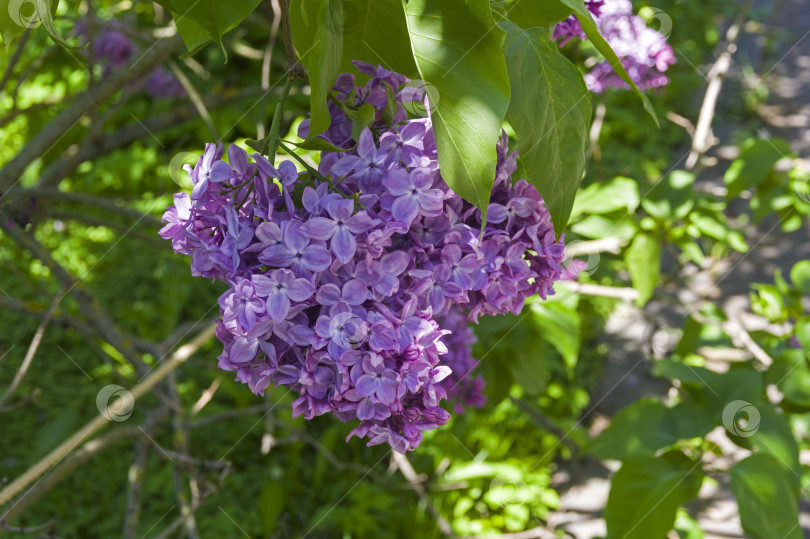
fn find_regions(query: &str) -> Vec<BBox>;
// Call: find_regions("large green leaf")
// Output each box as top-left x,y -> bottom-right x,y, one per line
570,176 -> 639,218
557,0 -> 658,125
767,349 -> 810,408
503,0 -> 573,29
154,0 -> 263,55
624,233 -> 660,306
724,137 -> 791,200
500,22 -> 590,235
588,399 -> 713,460
290,0 -> 344,140
730,454 -> 802,539
340,0 -> 417,77
604,451 -> 703,539
641,170 -> 696,221
790,260 -> 810,295
530,299 -> 580,371
405,0 -> 511,221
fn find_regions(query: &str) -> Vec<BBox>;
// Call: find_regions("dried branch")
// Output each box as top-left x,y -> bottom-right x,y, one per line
0,34 -> 184,196
391,452 -> 456,538
0,28 -> 32,95
685,0 -> 754,170
280,0 -> 307,78
122,439 -> 150,539
0,325 -> 215,513
0,287 -> 64,411
558,281 -> 641,302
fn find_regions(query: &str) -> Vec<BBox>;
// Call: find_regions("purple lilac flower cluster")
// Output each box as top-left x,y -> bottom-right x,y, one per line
160,61 -> 566,452
553,0 -> 605,44
76,20 -> 185,99
555,0 -> 675,92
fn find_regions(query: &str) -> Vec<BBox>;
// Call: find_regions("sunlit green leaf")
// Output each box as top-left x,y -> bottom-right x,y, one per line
500,22 -> 590,235
405,0 -> 511,221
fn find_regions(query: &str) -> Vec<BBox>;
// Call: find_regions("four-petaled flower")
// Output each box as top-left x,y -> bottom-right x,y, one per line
301,199 -> 375,263
382,167 -> 444,225
252,269 -> 315,322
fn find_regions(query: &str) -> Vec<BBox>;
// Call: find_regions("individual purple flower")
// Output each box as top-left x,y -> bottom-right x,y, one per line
379,121 -> 426,167
258,220 -> 331,275
301,199 -> 375,263
315,303 -> 369,358
251,269 -> 315,322
412,264 -> 464,315
355,355 -> 398,405
382,167 -> 444,225
190,143 -> 233,199
330,128 -> 387,193
159,193 -> 191,252
316,279 -> 368,306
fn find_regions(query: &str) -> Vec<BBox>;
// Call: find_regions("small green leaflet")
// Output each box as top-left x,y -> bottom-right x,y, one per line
153,0 -> 263,57
624,232 -> 661,306
405,0 -> 511,224
500,21 -> 590,235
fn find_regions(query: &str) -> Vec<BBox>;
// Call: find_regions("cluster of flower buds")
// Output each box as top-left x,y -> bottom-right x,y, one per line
161,61 -> 567,452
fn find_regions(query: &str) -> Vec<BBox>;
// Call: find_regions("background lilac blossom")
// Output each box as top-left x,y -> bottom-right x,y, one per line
76,19 -> 186,99
555,0 -> 676,92
160,62 -> 567,453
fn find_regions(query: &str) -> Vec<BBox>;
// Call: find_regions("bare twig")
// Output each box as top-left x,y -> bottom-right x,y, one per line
391,452 -> 456,538
0,215 -> 153,369
0,325 -> 215,513
168,61 -> 220,141
558,281 -> 641,302
463,526 -> 558,539
565,237 -> 627,257
280,0 -> 307,78
685,0 -> 754,170
122,439 -> 150,539
0,28 -> 32,95
0,287 -> 64,411
0,409 -> 169,529
0,34 -> 184,196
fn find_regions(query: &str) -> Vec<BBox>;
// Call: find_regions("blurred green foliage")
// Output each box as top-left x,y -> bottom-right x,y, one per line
1,0 -> 808,538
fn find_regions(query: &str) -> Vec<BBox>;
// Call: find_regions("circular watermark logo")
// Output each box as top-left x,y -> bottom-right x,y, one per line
96,384 -> 135,422
7,0 -> 47,30
639,7 -> 673,39
642,322 -> 682,359
722,400 -> 760,438
563,240 -> 601,276
488,474 -> 529,507
400,81 -> 439,118
329,312 -> 368,350
169,151 -> 199,189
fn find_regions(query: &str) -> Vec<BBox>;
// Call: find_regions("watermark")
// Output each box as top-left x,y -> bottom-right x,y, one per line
329,312 -> 368,350
791,168 -> 810,204
722,400 -> 760,438
7,0 -> 47,30
169,151 -> 198,189
96,384 -> 135,422
400,81 -> 439,118
487,474 -> 529,507
639,7 -> 673,39
563,240 -> 601,276
642,322 -> 682,359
